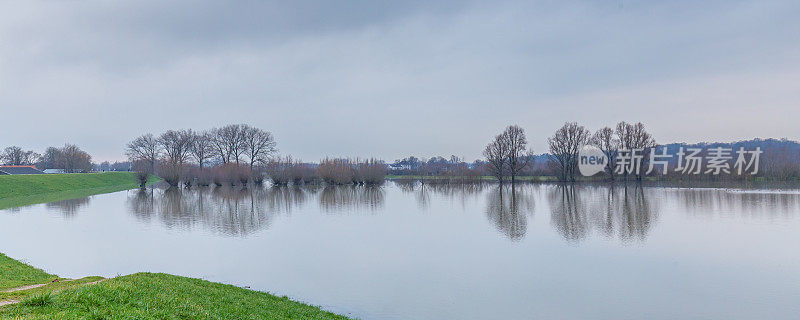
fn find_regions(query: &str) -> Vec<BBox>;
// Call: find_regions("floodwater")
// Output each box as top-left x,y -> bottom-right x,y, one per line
1,182 -> 799,319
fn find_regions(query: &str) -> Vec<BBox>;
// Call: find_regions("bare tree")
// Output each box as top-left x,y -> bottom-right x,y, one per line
37,147 -> 62,170
615,122 -> 632,151
131,160 -> 152,188
158,129 -> 194,166
591,127 -> 619,180
210,124 -> 246,164
615,121 -> 656,181
126,134 -> 160,172
1,146 -> 39,165
502,125 -> 533,185
242,125 -> 277,168
190,131 -> 214,169
483,133 -> 509,183
58,144 -> 92,173
548,122 -> 590,182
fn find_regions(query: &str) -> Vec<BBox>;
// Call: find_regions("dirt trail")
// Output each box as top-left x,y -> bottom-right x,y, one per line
0,278 -> 106,308
1,279 -> 81,293
1,283 -> 49,293
0,300 -> 18,307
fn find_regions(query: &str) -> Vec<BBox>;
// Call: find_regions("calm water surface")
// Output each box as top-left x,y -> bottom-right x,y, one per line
1,182 -> 799,319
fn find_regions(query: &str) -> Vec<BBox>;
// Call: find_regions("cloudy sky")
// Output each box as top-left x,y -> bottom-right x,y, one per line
1,0 -> 798,162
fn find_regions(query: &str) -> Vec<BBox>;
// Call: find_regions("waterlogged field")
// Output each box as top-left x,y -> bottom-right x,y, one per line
1,182 -> 799,319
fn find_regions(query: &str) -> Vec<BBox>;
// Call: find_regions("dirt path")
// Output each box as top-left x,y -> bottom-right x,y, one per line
0,300 -> 18,307
2,283 -> 50,293
0,278 -> 106,308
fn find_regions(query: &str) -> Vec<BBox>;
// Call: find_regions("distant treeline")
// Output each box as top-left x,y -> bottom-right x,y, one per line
7,122 -> 797,186
126,124 -> 277,187
389,122 -> 800,183
266,157 -> 386,186
125,124 -> 386,188
0,144 -> 93,173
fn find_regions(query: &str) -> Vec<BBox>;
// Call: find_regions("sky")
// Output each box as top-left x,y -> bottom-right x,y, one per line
1,0 -> 799,162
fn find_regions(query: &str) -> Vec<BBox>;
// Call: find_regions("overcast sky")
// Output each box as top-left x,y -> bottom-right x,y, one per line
1,0 -> 799,162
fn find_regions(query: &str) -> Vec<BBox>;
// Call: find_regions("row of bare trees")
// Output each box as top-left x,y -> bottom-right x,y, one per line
483,125 -> 534,184
1,144 -> 93,173
1,146 -> 40,166
126,124 -> 276,187
266,157 -> 387,186
389,156 -> 485,183
547,121 -> 656,182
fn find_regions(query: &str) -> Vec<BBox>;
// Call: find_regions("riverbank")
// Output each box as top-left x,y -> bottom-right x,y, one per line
0,172 -> 158,209
0,253 -> 349,319
0,174 -> 351,319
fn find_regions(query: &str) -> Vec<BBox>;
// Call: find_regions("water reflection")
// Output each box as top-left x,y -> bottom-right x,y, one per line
549,184 -> 659,244
393,180 -> 486,210
485,185 -> 535,241
45,197 -> 91,217
127,187 -> 273,236
125,185 -> 388,235
266,186 -> 315,215
4,182 -> 800,320
319,185 -> 385,213
39,182 -> 800,243
668,188 -> 800,219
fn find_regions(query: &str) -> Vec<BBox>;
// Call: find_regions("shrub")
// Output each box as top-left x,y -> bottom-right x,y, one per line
267,157 -> 318,185
211,163 -> 253,186
132,160 -> 153,188
22,292 -> 53,307
156,162 -> 182,187
317,158 -> 386,185
354,158 -> 386,185
316,158 -> 355,185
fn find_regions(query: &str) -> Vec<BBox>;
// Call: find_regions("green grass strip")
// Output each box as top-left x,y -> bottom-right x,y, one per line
0,172 -> 159,210
0,273 -> 352,319
0,253 -> 58,291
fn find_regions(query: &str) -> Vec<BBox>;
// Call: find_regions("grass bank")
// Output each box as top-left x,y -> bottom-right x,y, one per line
0,172 -> 158,209
0,254 -> 58,291
0,254 -> 349,319
0,173 -> 350,318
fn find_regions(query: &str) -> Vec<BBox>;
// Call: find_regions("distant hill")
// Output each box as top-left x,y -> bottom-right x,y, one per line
660,138 -> 800,156
533,138 -> 800,177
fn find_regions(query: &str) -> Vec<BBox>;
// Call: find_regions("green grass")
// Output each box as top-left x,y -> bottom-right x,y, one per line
0,273 -> 351,319
0,253 -> 58,291
0,172 -> 159,209
0,254 -> 351,319
0,277 -> 104,301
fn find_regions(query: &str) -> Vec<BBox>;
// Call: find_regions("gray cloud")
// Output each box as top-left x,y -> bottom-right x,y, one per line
0,0 -> 798,162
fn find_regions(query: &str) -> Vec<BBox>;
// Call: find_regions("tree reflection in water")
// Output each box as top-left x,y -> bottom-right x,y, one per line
127,186 -> 273,236
549,184 -> 659,244
485,185 -> 536,241
393,180 -> 485,211
266,185 -> 317,215
127,184 -> 388,235
45,197 -> 92,218
668,187 -> 800,219
319,185 -> 385,213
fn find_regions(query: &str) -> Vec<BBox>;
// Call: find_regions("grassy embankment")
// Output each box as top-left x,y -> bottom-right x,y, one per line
0,253 -> 348,319
0,172 -> 159,209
